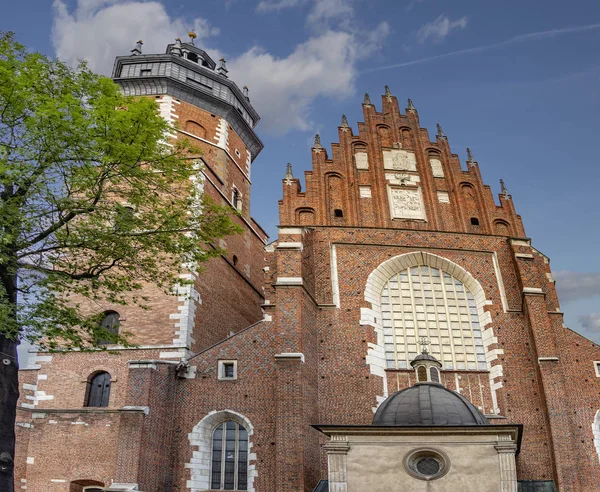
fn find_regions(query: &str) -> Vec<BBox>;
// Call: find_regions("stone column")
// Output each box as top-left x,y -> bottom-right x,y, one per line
495,437 -> 517,492
324,437 -> 350,492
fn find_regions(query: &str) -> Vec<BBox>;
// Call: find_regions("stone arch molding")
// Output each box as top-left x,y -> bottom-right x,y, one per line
359,251 -> 503,414
186,409 -> 257,492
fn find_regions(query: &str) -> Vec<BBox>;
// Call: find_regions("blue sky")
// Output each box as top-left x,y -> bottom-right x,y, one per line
3,0 -> 600,345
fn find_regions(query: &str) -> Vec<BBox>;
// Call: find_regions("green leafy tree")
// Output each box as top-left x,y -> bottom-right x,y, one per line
0,32 -> 241,490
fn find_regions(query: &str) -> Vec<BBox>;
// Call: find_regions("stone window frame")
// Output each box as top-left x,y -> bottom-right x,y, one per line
360,251 -> 502,414
187,409 -> 257,492
403,447 -> 450,481
218,360 -> 238,380
593,410 -> 600,463
232,186 -> 242,211
593,361 -> 600,378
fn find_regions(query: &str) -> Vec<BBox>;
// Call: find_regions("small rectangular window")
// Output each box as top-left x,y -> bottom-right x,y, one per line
140,69 -> 152,75
218,360 -> 237,380
594,361 -> 600,377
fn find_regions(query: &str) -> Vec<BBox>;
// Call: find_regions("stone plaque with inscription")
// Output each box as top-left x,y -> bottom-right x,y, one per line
437,191 -> 450,203
383,149 -> 417,171
429,158 -> 444,177
388,187 -> 426,220
355,153 -> 369,170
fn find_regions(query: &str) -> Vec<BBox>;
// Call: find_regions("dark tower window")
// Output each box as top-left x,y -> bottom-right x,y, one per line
232,188 -> 241,210
85,371 -> 111,407
470,217 -> 480,226
211,421 -> 248,490
232,255 -> 238,267
334,209 -> 344,218
223,363 -> 235,378
187,52 -> 199,63
98,311 -> 120,345
430,367 -> 440,383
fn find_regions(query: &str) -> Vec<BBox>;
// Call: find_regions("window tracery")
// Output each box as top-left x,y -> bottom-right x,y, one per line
211,421 -> 249,490
381,265 -> 487,370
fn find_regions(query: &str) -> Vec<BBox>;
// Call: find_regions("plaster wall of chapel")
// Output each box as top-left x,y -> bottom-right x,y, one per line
340,434 -> 515,492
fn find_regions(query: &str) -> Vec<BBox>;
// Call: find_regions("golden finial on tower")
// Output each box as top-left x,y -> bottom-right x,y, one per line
188,30 -> 197,45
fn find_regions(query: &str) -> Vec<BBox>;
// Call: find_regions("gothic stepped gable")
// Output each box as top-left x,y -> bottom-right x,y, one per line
279,89 -> 524,237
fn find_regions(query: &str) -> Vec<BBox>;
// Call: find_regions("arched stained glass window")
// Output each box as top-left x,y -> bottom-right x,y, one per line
430,366 -> 440,383
380,266 -> 486,371
417,366 -> 427,382
211,421 -> 248,490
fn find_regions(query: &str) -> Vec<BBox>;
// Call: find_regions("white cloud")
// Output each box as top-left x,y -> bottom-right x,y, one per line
257,0 -> 306,13
554,271 -> 600,304
579,313 -> 600,332
417,14 -> 468,44
52,0 -> 219,75
229,30 -> 357,133
257,0 -> 355,29
306,0 -> 354,28
52,0 -> 389,134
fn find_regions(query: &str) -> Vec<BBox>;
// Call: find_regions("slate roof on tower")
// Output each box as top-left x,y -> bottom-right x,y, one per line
111,37 -> 264,159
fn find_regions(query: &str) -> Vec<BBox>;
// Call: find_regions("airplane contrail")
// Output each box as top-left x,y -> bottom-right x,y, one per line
361,22 -> 600,74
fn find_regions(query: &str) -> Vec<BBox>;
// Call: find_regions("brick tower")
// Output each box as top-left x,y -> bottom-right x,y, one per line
14,60 -> 600,490
15,36 -> 269,491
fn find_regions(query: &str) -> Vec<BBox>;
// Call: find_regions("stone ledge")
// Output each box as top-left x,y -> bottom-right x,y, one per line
17,407 -> 148,415
274,277 -> 303,286
276,241 -> 303,251
274,352 -> 305,363
523,287 -> 544,295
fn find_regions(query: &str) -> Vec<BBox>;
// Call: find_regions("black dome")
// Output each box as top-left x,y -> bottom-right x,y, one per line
410,352 -> 441,365
372,383 -> 489,426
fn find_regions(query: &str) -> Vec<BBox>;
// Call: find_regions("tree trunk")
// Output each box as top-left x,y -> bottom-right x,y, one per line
0,333 -> 18,492
0,266 -> 19,492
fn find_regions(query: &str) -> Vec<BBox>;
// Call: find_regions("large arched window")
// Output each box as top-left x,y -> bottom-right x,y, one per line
211,421 -> 248,490
85,371 -> 111,407
98,311 -> 119,345
380,265 -> 486,371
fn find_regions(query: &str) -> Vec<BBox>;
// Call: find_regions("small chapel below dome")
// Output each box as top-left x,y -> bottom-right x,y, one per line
372,382 -> 490,426
314,350 -> 520,491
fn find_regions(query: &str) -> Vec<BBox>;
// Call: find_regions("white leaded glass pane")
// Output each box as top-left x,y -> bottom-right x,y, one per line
380,265 -> 487,372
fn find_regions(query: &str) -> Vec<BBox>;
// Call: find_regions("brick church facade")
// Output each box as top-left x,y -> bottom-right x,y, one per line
14,38 -> 600,491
